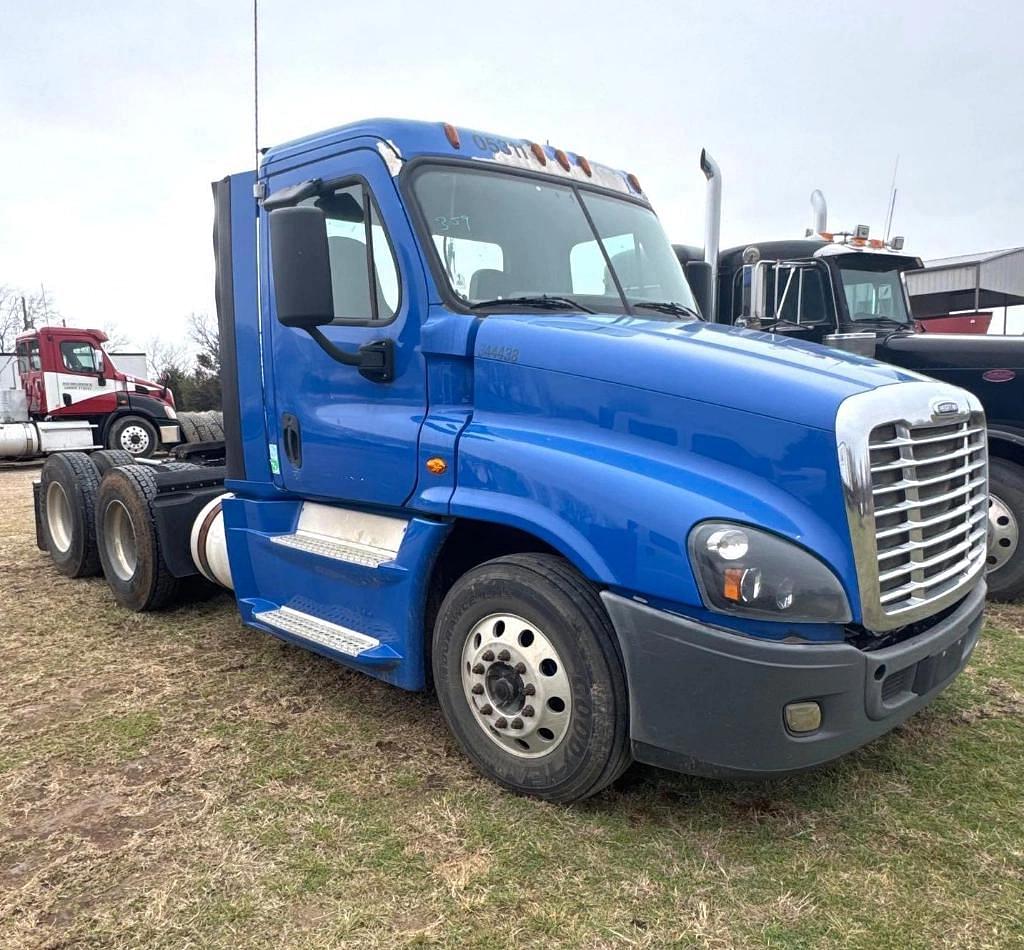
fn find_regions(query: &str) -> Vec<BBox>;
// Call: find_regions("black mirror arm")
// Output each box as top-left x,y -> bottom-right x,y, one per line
307,328 -> 394,383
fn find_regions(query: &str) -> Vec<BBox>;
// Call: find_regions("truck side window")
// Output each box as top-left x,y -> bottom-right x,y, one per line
60,340 -> 97,373
16,342 -> 29,374
28,339 -> 41,371
303,184 -> 400,324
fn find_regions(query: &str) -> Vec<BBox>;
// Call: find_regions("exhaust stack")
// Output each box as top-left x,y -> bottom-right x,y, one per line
810,189 -> 828,235
700,149 -> 721,318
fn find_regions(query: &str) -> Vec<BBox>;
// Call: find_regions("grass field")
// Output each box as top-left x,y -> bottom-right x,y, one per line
1,467 -> 1022,948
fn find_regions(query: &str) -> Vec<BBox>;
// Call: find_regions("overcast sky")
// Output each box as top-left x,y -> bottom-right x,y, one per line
2,0 -> 1022,350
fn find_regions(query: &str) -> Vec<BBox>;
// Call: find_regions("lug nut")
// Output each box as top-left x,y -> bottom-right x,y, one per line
498,649 -> 511,662
523,683 -> 536,696
514,662 -> 527,674
495,716 -> 508,729
510,718 -> 524,730
480,704 -> 493,715
522,705 -> 535,718
482,650 -> 495,662
471,684 -> 484,695
472,663 -> 485,674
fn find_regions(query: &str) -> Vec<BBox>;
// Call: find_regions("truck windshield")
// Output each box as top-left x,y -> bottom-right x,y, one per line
411,165 -> 697,316
835,257 -> 912,325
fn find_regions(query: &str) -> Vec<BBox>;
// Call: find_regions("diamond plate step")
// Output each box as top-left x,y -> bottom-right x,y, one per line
270,531 -> 395,567
254,606 -> 382,657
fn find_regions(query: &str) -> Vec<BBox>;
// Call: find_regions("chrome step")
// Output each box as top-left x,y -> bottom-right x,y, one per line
270,531 -> 395,567
254,606 -> 381,657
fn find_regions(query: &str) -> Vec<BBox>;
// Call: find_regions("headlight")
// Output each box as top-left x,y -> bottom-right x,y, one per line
688,522 -> 851,623
165,405 -> 177,419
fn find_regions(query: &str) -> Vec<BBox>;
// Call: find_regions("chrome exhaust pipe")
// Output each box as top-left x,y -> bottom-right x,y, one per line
810,189 -> 828,235
700,149 -> 721,318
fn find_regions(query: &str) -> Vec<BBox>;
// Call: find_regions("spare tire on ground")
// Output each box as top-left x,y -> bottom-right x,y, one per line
96,464 -> 181,611
38,451 -> 102,577
177,412 -> 203,445
90,449 -> 136,477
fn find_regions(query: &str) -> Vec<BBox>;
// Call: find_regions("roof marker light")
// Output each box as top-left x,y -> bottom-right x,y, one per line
869,238 -> 884,249
443,123 -> 461,149
627,173 -> 642,193
577,155 -> 593,177
529,141 -> 547,165
820,231 -> 834,242
554,148 -> 571,172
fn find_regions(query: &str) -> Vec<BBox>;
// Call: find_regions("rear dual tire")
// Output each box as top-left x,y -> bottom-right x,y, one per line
432,554 -> 631,802
96,464 -> 183,611
38,452 -> 102,578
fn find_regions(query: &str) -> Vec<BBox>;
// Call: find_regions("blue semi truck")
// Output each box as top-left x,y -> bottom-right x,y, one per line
35,119 -> 988,801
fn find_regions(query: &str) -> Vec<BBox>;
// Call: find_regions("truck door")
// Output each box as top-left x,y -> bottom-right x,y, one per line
264,147 -> 428,507
48,335 -> 113,416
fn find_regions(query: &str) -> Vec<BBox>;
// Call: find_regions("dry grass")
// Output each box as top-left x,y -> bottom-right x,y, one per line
1,466 -> 1022,948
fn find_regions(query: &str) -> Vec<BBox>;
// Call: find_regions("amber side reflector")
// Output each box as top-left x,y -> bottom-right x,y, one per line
627,172 -> 642,193
426,457 -> 447,475
443,123 -> 461,149
577,155 -> 593,177
554,148 -> 570,171
529,141 -> 547,165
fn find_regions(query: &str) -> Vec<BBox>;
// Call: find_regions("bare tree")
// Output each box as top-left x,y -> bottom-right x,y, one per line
145,336 -> 190,381
0,287 -> 20,352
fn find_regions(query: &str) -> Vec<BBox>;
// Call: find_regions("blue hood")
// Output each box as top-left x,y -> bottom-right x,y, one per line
474,315 -> 921,430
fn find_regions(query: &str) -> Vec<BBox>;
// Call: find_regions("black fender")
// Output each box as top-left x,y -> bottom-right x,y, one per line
99,402 -> 173,445
986,424 -> 1024,468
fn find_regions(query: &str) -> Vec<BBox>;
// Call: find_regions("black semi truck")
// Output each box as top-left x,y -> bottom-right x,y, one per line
676,160 -> 1024,600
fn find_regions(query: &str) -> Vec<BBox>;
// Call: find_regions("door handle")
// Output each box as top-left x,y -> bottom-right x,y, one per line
281,413 -> 302,468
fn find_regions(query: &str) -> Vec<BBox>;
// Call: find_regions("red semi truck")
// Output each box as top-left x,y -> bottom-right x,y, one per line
2,326 -> 223,459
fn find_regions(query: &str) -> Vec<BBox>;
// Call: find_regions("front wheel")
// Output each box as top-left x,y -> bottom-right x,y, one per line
432,553 -> 631,802
108,415 -> 158,458
986,458 -> 1024,601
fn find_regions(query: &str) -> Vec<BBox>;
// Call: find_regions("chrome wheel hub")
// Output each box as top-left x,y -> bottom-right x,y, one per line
119,424 -> 150,454
987,493 -> 1018,573
461,613 -> 572,759
103,499 -> 138,581
45,481 -> 73,553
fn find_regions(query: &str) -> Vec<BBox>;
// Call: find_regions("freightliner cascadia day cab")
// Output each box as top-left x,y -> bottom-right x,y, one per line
676,161 -> 1024,600
35,120 -> 988,801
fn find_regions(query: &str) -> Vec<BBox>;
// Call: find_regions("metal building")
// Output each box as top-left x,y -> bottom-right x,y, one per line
906,247 -> 1024,329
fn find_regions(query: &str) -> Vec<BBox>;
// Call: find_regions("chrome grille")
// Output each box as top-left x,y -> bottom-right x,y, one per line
868,414 -> 987,616
837,383 -> 988,632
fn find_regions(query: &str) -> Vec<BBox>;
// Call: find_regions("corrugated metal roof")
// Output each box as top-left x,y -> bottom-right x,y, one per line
906,246 -> 1024,315
923,247 -> 1024,269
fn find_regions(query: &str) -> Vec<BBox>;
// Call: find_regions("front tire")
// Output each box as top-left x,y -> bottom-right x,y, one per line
432,553 -> 631,802
108,415 -> 158,458
986,458 -> 1024,601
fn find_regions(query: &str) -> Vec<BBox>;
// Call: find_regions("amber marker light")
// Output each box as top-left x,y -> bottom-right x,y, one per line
627,172 -> 642,193
426,457 -> 448,475
442,123 -> 461,149
529,141 -> 547,165
577,155 -> 593,177
554,148 -> 571,171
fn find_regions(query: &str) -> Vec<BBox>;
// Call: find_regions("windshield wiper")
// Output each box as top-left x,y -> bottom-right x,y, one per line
631,300 -> 702,319
468,294 -> 595,314
849,316 -> 907,328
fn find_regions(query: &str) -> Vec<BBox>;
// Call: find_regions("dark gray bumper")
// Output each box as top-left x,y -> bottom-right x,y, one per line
601,581 -> 986,778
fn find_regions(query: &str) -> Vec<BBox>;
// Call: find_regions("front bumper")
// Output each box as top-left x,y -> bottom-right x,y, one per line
601,580 -> 985,778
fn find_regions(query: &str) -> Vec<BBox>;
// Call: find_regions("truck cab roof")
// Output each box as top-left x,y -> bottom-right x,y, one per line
16,326 -> 109,345
260,117 -> 645,202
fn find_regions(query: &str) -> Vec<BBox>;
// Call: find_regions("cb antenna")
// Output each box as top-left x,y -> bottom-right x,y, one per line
253,0 -> 260,167
883,154 -> 900,242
